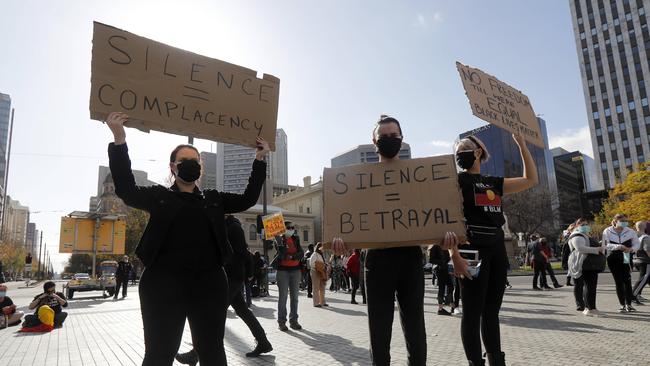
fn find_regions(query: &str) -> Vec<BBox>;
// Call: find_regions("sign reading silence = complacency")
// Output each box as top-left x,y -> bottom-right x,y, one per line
90,22 -> 280,150
323,155 -> 466,248
456,61 -> 544,148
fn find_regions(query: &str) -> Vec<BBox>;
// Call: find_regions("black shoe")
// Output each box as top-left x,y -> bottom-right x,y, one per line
626,305 -> 637,312
486,352 -> 506,366
289,320 -> 302,330
351,300 -> 358,304
576,306 -> 585,311
307,294 -> 313,298
633,297 -> 644,305
566,282 -> 573,286
553,283 -> 564,289
278,322 -> 289,331
542,286 -> 553,290
246,339 -> 273,357
533,287 -> 543,291
437,308 -> 452,316
175,350 -> 198,366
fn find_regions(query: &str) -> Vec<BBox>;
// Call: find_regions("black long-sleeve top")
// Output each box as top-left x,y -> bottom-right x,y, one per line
108,143 -> 266,268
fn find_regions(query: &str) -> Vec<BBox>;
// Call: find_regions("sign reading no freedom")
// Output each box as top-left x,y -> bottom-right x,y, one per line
456,62 -> 544,148
323,155 -> 466,248
90,22 -> 280,150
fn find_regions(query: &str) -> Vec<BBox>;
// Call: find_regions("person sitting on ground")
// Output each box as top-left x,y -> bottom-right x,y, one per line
0,284 -> 24,328
28,281 -> 68,328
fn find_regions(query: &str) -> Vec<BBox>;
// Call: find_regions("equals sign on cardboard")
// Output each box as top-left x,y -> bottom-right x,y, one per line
385,193 -> 400,202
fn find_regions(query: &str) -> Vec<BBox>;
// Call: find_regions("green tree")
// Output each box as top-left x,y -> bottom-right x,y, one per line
595,163 -> 650,234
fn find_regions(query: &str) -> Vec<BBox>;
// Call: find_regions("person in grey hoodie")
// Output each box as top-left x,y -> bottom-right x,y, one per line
567,218 -> 606,317
632,220 -> 650,303
602,213 -> 641,313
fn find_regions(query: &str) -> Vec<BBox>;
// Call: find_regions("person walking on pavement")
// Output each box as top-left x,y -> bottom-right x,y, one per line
272,222 -> 304,331
454,133 -> 538,366
430,244 -> 459,315
531,237 -> 550,290
309,243 -> 329,307
114,255 -> 132,299
603,213 -> 641,313
347,249 -> 361,304
175,216 -> 273,365
105,111 -> 269,366
561,224 -> 576,287
331,115 -> 464,366
541,239 -> 563,288
303,244 -> 314,298
632,220 -> 650,304
567,218 -> 606,316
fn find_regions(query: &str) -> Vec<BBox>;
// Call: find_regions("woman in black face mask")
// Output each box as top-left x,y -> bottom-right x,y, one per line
453,133 -> 538,366
105,112 -> 270,366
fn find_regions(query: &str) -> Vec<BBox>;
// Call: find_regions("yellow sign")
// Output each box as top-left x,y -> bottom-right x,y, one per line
58,217 -> 126,254
262,213 -> 286,240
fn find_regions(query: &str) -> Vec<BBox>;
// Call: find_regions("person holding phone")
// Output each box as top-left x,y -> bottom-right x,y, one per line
453,133 -> 538,366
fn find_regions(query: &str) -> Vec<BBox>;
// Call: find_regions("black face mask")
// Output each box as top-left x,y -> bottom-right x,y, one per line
456,151 -> 476,170
376,136 -> 402,159
176,160 -> 201,183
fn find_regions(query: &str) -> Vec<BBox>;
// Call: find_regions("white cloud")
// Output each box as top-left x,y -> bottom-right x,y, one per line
430,140 -> 454,148
549,126 -> 594,158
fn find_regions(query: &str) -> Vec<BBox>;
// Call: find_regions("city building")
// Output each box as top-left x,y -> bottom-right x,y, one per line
89,166 -> 157,213
273,176 -> 323,243
216,129 -> 288,195
199,151 -> 217,190
3,196 -> 29,246
26,222 -> 36,253
331,143 -> 411,168
0,93 -> 12,231
570,0 -> 650,189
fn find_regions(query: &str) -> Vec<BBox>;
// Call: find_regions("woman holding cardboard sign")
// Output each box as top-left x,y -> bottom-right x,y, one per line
105,111 -> 269,366
453,133 -> 537,366
331,115 -> 468,366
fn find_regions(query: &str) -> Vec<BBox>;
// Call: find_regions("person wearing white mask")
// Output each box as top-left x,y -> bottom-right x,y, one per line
567,218 -> 606,317
602,213 -> 641,313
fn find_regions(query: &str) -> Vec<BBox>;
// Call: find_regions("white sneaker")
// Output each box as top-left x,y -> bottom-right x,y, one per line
583,309 -> 602,317
453,307 -> 463,315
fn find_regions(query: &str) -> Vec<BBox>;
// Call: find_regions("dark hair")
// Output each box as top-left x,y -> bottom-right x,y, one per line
169,144 -> 199,163
373,115 -> 403,138
573,217 -> 589,226
44,281 -> 55,292
308,244 -> 314,251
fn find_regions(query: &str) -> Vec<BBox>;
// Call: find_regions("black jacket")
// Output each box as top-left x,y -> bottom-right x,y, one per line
224,216 -> 253,283
108,143 -> 266,268
116,261 -> 132,279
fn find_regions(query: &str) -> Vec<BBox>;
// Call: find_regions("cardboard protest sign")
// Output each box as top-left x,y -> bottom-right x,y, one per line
456,62 -> 544,148
323,155 -> 466,248
90,22 -> 280,150
262,212 -> 287,240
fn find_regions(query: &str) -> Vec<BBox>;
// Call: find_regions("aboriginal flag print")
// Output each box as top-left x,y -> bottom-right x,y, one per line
474,186 -> 501,207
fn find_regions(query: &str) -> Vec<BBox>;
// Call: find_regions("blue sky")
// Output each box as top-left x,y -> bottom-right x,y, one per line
0,0 -> 590,270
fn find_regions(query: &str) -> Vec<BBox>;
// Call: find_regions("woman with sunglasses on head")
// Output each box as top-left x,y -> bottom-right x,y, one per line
105,112 -> 269,366
453,133 -> 538,366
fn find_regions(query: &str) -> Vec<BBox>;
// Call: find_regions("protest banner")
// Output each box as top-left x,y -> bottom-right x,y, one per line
323,155 -> 466,248
90,21 -> 280,150
456,61 -> 544,148
262,212 -> 287,240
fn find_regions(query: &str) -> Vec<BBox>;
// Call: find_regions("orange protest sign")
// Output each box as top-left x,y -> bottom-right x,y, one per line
262,213 -> 286,240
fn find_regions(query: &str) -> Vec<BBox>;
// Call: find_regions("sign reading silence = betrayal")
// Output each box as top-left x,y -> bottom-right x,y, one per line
90,22 -> 280,150
456,62 -> 544,148
323,155 -> 466,248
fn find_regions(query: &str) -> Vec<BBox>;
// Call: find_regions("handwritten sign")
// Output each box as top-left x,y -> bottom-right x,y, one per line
90,22 -> 280,150
456,62 -> 544,148
262,212 -> 286,240
323,155 -> 466,248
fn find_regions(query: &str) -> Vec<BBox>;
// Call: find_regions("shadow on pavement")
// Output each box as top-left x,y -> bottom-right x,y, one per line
501,299 -> 564,307
223,326 -> 277,365
321,305 -> 367,317
499,314 -> 628,333
285,328 -> 370,366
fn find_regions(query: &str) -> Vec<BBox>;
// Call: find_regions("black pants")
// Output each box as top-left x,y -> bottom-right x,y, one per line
574,270 -> 599,310
435,269 -> 459,307
54,311 -> 68,327
114,276 -> 128,298
545,262 -> 560,286
229,280 -> 267,342
139,265 -> 229,366
365,246 -> 425,366
608,252 -> 633,306
307,270 -> 313,296
532,261 -> 548,288
459,234 -> 507,363
351,275 -> 360,302
633,263 -> 650,297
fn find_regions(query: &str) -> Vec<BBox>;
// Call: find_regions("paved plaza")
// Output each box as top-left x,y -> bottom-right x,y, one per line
0,274 -> 648,366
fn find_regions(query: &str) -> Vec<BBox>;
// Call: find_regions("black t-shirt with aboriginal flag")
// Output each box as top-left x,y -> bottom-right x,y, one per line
458,172 -> 505,228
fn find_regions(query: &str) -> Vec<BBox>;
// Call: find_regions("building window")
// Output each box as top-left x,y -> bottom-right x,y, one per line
603,23 -> 609,31
249,224 -> 257,241
610,142 -> 617,150
626,13 -> 633,21
613,160 -> 620,168
636,136 -> 642,145
601,162 -> 608,169
640,7 -> 646,16
591,95 -> 597,103
623,139 -> 629,148
303,230 -> 309,242
616,104 -> 623,113
617,34 -> 624,43
605,108 -> 611,116
588,79 -> 594,87
629,101 -> 636,110
580,32 -> 586,39
591,27 -> 598,36
598,144 -> 605,153
620,123 -> 627,131
306,207 -> 311,213
578,17 -> 583,24
607,125 -> 614,132
625,158 -> 632,166
596,128 -> 603,136
645,115 -> 650,124
614,18 -> 620,26
643,98 -> 649,107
